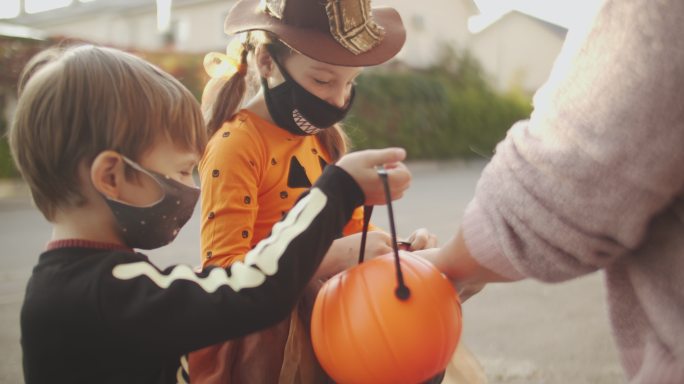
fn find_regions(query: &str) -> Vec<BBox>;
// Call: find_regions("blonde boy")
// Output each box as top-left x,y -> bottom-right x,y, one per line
10,45 -> 409,383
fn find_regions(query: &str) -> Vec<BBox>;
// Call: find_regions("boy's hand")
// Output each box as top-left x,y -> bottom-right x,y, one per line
336,148 -> 410,205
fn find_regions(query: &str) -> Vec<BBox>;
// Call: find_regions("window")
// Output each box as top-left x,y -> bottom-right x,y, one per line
411,15 -> 425,32
0,0 -> 20,18
25,0 -> 73,14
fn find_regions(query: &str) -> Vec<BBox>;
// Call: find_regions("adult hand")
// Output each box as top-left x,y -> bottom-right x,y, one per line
336,148 -> 411,206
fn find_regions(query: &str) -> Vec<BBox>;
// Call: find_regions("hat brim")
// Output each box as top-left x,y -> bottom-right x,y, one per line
224,0 -> 406,67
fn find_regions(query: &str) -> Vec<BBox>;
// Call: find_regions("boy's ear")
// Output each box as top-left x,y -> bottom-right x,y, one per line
254,45 -> 273,78
91,151 -> 126,200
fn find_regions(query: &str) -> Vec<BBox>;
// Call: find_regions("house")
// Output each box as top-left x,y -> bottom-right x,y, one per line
381,1 -> 567,93
388,0 -> 479,68
468,10 -> 567,92
4,0 -> 234,53
4,0 -> 567,93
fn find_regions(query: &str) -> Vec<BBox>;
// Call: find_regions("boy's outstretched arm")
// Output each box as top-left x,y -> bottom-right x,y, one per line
98,149 -> 409,356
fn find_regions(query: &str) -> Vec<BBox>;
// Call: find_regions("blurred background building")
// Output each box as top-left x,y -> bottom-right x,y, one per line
2,0 -> 567,93
0,0 -> 572,165
0,0 -> 606,172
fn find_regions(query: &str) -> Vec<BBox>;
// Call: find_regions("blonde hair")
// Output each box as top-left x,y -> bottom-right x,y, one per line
10,45 -> 207,220
204,32 -> 349,161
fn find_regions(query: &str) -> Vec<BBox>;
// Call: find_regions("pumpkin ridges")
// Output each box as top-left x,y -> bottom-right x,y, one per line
377,255 -> 430,382
402,254 -> 461,373
358,260 -> 405,383
315,273 -> 336,377
395,254 -> 449,380
401,255 -> 449,377
339,270 -> 382,383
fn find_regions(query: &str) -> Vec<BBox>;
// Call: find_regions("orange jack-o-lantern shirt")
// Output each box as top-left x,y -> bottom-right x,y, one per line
199,109 -> 373,268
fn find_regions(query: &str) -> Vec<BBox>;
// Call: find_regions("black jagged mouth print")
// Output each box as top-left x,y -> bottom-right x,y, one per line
292,109 -> 322,135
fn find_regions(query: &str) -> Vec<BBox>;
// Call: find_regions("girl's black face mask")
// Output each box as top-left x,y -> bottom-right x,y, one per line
261,48 -> 356,135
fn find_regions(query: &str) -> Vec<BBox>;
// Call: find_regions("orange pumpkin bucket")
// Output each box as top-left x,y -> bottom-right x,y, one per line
311,167 -> 462,384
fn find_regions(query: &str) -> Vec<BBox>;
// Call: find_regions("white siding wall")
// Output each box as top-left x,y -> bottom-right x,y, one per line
470,12 -> 565,92
385,0 -> 476,67
23,1 -> 233,52
166,1 -> 233,52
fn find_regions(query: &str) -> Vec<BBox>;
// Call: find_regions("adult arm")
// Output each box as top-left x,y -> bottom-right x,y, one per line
443,0 -> 684,283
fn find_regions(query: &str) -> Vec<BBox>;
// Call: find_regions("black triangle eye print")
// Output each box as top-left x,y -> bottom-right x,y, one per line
318,156 -> 328,172
287,156 -> 312,188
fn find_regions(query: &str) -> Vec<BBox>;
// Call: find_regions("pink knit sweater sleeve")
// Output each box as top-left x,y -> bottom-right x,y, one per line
462,0 -> 684,282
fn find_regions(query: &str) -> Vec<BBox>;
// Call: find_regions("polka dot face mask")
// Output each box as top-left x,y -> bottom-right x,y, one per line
102,156 -> 200,250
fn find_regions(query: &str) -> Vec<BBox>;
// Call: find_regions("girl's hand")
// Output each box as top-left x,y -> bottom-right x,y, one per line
314,231 -> 392,281
402,227 -> 438,251
336,148 -> 410,205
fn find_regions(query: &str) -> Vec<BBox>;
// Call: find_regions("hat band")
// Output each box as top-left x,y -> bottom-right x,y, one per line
324,0 -> 386,55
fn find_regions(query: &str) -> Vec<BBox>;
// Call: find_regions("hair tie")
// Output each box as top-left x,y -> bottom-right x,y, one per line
236,63 -> 248,76
203,35 -> 250,79
236,44 -> 249,76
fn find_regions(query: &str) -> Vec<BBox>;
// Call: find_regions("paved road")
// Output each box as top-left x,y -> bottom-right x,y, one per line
0,160 -> 623,383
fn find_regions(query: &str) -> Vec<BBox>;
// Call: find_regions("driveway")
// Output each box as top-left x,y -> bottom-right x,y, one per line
0,160 -> 623,383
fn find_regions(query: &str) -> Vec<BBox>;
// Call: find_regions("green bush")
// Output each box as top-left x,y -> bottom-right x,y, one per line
0,38 -> 209,179
136,51 -> 208,101
0,35 -> 53,179
0,134 -> 18,179
346,52 -> 532,159
0,38 -> 531,178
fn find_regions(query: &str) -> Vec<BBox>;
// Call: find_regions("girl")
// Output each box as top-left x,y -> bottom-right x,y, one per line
189,0 -> 437,382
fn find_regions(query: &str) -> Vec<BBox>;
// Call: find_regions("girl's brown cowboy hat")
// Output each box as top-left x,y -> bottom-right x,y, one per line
224,0 -> 406,67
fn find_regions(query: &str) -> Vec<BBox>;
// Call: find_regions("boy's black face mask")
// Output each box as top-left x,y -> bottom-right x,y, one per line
261,48 -> 356,136
102,156 -> 199,250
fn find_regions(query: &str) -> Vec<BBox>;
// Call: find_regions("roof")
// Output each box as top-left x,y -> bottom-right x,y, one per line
7,0 -> 220,27
469,9 -> 567,37
0,22 -> 46,40
512,11 -> 567,36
